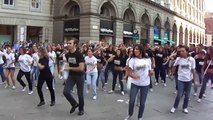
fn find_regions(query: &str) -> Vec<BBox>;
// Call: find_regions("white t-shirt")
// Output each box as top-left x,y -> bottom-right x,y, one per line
0,51 -> 4,64
48,51 -> 56,67
128,58 -> 151,86
18,54 -> 33,72
85,56 -> 98,73
32,52 -> 39,66
5,52 -> 15,68
173,57 -> 195,82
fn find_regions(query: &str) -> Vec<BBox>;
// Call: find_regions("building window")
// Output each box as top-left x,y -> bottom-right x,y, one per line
2,0 -> 14,8
31,0 -> 41,11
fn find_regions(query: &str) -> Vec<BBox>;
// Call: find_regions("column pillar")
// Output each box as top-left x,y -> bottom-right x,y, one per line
149,26 -> 154,45
17,25 -> 27,42
79,15 -> 100,44
114,19 -> 123,45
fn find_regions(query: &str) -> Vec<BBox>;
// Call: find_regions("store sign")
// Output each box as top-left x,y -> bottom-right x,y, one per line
100,20 -> 113,35
133,29 -> 139,40
64,19 -> 80,34
123,24 -> 133,37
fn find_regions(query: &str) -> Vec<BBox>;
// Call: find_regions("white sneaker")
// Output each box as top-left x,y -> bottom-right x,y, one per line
93,96 -> 97,100
46,87 -> 49,90
150,88 -> 153,92
193,93 -> 198,97
203,94 -> 207,98
138,118 -> 142,120
5,84 -> 9,88
108,90 -> 114,94
121,91 -> 125,96
28,91 -> 33,95
12,86 -> 16,89
174,91 -> 177,94
155,82 -> 158,86
86,89 -> 89,94
22,87 -> 26,92
71,90 -> 75,94
183,108 -> 188,114
170,107 -> 176,113
164,83 -> 167,87
124,116 -> 131,120
197,99 -> 201,103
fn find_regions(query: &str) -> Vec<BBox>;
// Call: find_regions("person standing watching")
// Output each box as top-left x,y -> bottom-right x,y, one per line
63,38 -> 85,116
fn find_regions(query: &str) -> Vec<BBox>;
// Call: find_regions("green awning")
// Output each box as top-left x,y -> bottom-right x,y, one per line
154,38 -> 167,44
164,39 -> 176,44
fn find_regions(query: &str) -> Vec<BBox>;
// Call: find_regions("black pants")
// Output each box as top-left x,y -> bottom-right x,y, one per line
154,65 -> 166,83
37,76 -> 55,102
17,70 -> 32,91
104,65 -> 113,83
63,75 -> 84,111
112,70 -> 124,91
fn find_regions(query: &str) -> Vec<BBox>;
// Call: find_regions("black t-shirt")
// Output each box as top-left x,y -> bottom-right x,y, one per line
154,51 -> 167,66
146,49 -> 153,58
65,50 -> 85,76
113,56 -> 126,67
55,49 -> 63,60
39,57 -> 53,79
195,58 -> 204,73
96,56 -> 106,65
104,50 -> 115,66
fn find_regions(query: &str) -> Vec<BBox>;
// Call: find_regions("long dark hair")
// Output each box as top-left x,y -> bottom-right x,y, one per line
205,46 -> 213,61
132,44 -> 148,58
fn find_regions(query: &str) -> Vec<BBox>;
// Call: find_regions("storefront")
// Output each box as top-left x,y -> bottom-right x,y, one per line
100,20 -> 114,45
0,25 -> 15,44
64,19 -> 80,42
27,26 -> 42,43
123,24 -> 133,46
153,25 -> 161,45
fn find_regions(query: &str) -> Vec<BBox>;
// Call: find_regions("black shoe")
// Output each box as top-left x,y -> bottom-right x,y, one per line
70,104 -> 79,114
37,101 -> 45,107
78,111 -> 84,116
50,101 -> 55,106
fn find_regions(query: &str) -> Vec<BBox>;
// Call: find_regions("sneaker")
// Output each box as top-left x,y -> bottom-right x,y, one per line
164,83 -> 167,87
124,116 -> 131,120
203,94 -> 207,98
193,93 -> 198,97
155,82 -> 158,86
86,89 -> 89,94
183,108 -> 188,114
22,87 -> 26,92
37,101 -> 45,107
78,111 -> 84,116
138,118 -> 142,120
170,107 -> 176,113
93,96 -> 97,100
71,90 -> 75,94
28,91 -> 34,95
46,87 -> 49,90
5,84 -> 9,88
197,99 -> 201,103
174,91 -> 177,94
121,91 -> 125,96
70,104 -> 79,114
50,101 -> 55,106
108,90 -> 114,94
149,88 -> 153,92
12,86 -> 16,89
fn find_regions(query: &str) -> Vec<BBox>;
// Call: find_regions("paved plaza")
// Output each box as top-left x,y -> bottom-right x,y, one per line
0,71 -> 213,120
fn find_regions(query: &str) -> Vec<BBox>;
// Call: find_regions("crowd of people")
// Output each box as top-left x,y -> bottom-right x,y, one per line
0,38 -> 212,120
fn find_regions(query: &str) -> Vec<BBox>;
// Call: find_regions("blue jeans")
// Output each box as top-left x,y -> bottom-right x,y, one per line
49,65 -> 55,88
97,69 -> 105,88
173,80 -> 192,109
31,66 -> 40,83
194,71 -> 202,93
199,73 -> 213,99
128,83 -> 149,119
86,72 -> 98,96
0,64 -> 5,82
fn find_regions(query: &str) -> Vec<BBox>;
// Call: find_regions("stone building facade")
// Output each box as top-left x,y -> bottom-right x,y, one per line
0,0 -> 53,43
53,0 -> 206,46
205,12 -> 213,46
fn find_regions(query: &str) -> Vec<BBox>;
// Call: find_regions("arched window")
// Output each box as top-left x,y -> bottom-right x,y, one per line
70,5 -> 80,16
100,6 -> 110,17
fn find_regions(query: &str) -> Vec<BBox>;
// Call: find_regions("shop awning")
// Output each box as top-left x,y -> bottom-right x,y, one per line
164,39 -> 176,44
154,38 -> 167,44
